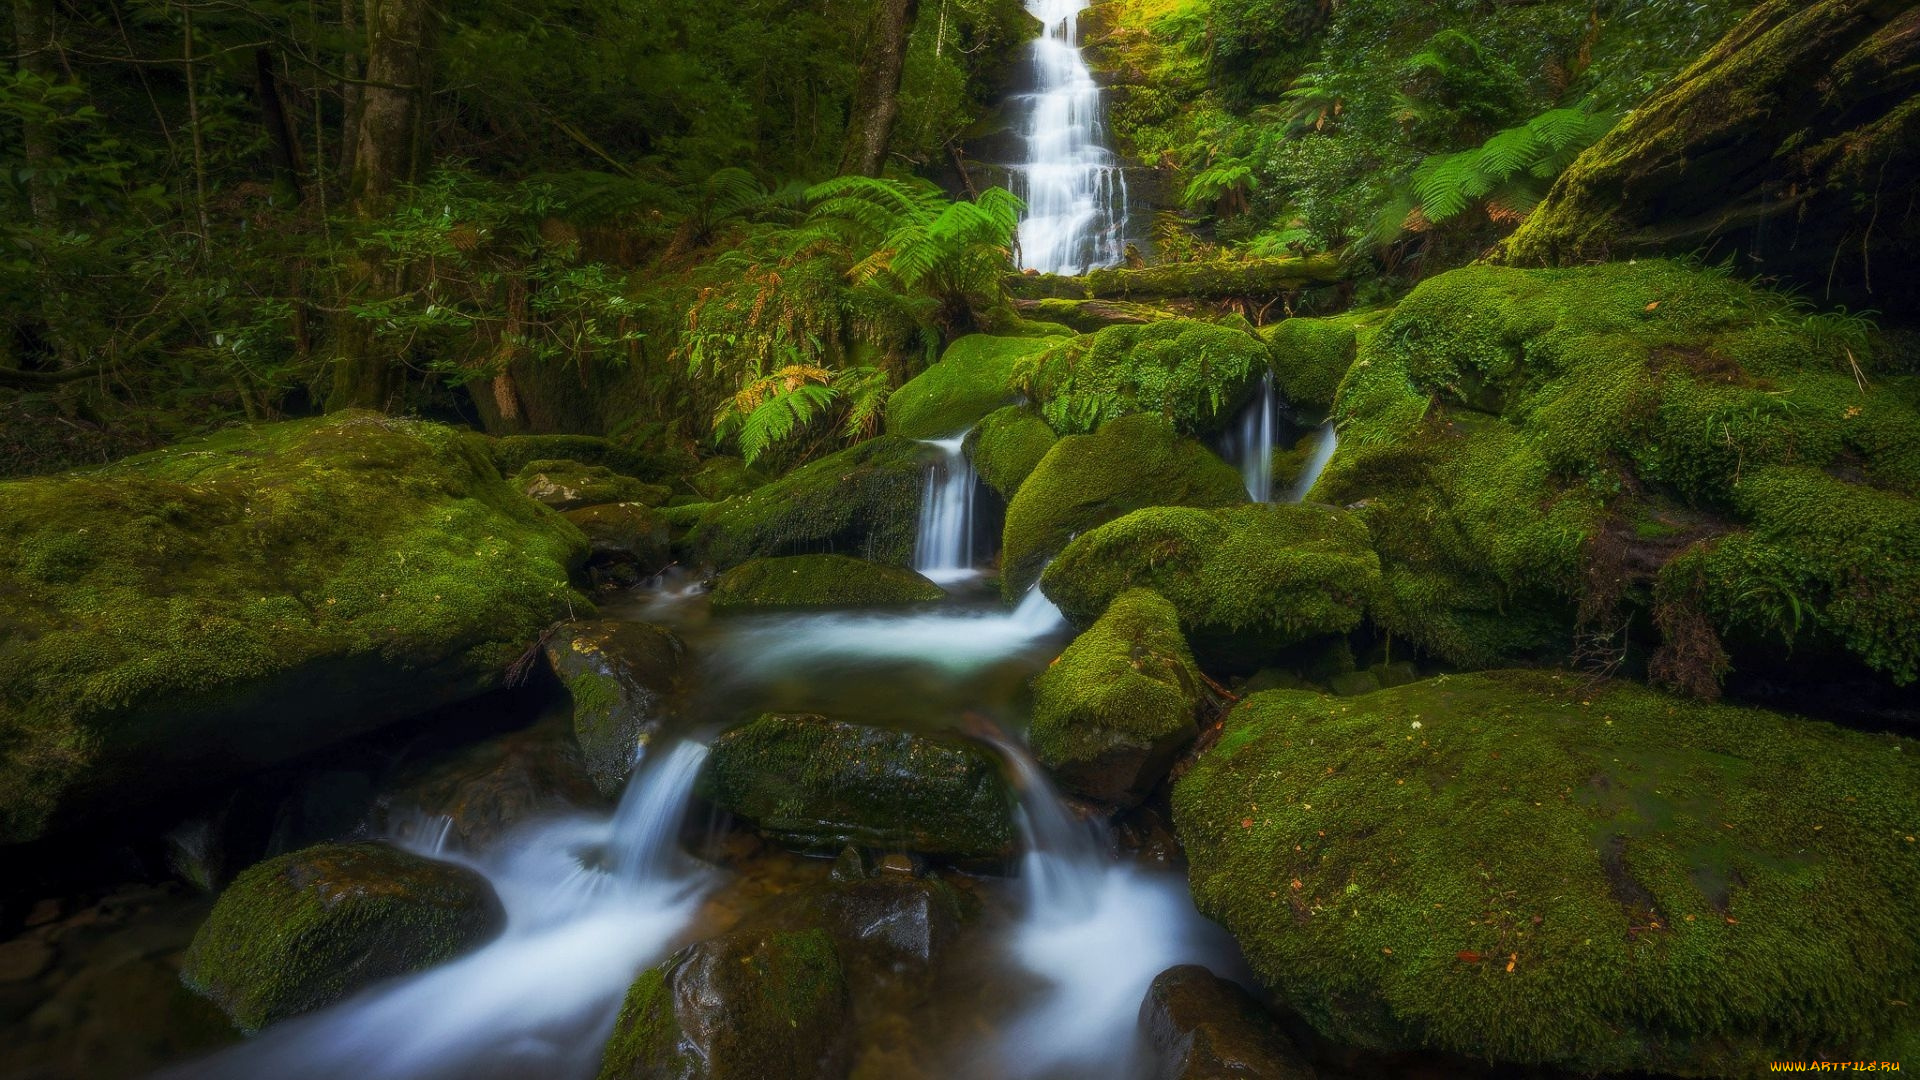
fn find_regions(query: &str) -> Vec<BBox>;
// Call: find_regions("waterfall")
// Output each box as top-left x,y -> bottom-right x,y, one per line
1233,374 -> 1279,503
1287,424 -> 1338,504
1011,0 -> 1129,275
167,741 -> 717,1080
913,435 -> 979,585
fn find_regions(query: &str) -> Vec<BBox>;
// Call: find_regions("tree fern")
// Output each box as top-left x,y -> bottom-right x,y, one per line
1409,106 -> 1617,227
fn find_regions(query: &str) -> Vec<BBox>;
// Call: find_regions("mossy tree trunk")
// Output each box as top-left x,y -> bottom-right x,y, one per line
840,0 -> 919,177
328,0 -> 441,412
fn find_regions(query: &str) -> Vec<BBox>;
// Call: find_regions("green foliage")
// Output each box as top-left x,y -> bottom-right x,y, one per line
1409,107 -> 1618,223
1012,320 -> 1269,436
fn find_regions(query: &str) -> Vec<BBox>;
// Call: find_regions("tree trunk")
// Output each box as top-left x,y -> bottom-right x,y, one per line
328,0 -> 440,413
255,48 -> 305,202
840,0 -> 919,177
12,0 -> 58,230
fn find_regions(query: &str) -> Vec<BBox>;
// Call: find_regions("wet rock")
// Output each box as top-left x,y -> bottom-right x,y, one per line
0,412 -> 587,846
371,719 -> 603,852
515,458 -> 670,512
1030,589 -> 1204,807
709,554 -> 946,613
886,334 -> 1057,440
1174,671 -> 1920,1073
598,926 -> 850,1080
702,714 -> 1016,861
182,842 -> 505,1032
544,620 -> 685,798
0,937 -> 54,982
1141,965 -> 1317,1080
687,437 -> 930,570
790,875 -> 969,976
564,502 -> 671,577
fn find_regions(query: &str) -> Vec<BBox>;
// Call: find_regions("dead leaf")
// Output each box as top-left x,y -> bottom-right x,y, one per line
1506,953 -> 1517,973
1456,951 -> 1482,964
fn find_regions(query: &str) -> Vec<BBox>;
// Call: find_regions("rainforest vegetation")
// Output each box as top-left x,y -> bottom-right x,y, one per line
3,0 -> 1919,1077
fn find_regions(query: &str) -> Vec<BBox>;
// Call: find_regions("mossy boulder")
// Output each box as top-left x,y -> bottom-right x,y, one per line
1319,260 -> 1920,685
1173,671 -> 1920,1073
1261,316 -> 1361,416
492,434 -> 685,484
563,503 -> 670,575
686,437 -> 930,570
1030,589 -> 1204,806
965,405 -> 1058,499
598,926 -> 850,1080
1041,503 -> 1380,664
886,334 -> 1058,440
512,459 -> 669,512
1012,319 -> 1270,436
701,714 -> 1016,861
0,413 -> 588,845
182,842 -> 505,1032
688,456 -> 768,502
1001,413 -> 1247,598
708,555 -> 946,613
543,621 -> 684,798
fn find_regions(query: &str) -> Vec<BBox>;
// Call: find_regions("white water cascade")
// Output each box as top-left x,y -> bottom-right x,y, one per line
1011,0 -> 1129,275
167,742 -> 717,1080
1231,374 -> 1279,502
914,434 -> 980,585
1288,423 -> 1339,503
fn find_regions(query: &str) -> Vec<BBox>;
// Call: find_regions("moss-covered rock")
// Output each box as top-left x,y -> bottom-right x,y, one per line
965,404 -> 1058,499
1013,320 -> 1270,436
1007,254 -> 1345,302
1041,504 -> 1379,663
1001,413 -> 1247,598
1261,316 -> 1361,416
885,334 -> 1058,440
701,714 -> 1015,861
1014,297 -> 1181,334
688,456 -> 768,502
1174,671 -> 1920,1073
492,434 -> 687,485
182,842 -> 505,1032
513,459 -> 670,512
543,621 -> 684,798
686,437 -> 930,570
0,413 -> 588,846
598,926 -> 849,1080
709,555 -> 946,613
563,503 -> 670,575
1030,590 -> 1204,806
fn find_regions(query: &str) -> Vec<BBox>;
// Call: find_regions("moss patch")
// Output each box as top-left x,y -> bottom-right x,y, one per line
966,405 -> 1058,500
1174,671 -> 1920,1073
709,555 -> 946,613
1261,315 -> 1364,416
687,436 -> 929,570
1000,413 -> 1247,598
1030,589 -> 1203,806
182,842 -> 505,1032
0,412 -> 588,845
1013,319 -> 1270,436
886,334 -> 1059,440
512,459 -> 670,511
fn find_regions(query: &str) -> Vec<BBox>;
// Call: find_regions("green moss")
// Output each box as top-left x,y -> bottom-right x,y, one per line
1001,413 -> 1248,598
709,555 -> 946,613
511,459 -> 670,511
0,413 -> 588,844
1261,316 -> 1362,416
1174,671 -> 1920,1073
492,434 -> 677,483
1030,589 -> 1203,805
701,714 -> 1015,860
687,436 -> 929,570
545,621 -> 684,797
1041,503 -> 1380,662
885,334 -> 1059,440
688,456 -> 769,502
965,405 -> 1058,499
563,503 -> 670,571
182,842 -> 504,1032
1012,320 -> 1270,436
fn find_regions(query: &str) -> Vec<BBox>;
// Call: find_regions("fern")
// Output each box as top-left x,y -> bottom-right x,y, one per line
1408,106 -> 1617,227
1182,159 -> 1258,210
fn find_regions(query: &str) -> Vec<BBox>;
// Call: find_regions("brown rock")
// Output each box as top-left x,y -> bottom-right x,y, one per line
1140,965 -> 1316,1080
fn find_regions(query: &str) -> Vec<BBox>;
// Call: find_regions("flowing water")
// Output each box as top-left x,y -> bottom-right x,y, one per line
1289,423 -> 1339,503
1227,374 -> 1280,502
1010,0 -> 1129,275
913,434 -> 981,585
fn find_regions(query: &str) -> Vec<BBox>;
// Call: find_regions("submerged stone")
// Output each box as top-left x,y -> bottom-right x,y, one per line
701,714 -> 1016,860
1141,965 -> 1318,1080
708,555 -> 946,613
0,412 -> 588,846
1174,671 -> 1920,1073
544,620 -> 685,798
886,334 -> 1057,440
182,842 -> 505,1032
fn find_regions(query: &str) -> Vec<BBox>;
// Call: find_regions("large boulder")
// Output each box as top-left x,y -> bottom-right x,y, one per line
1012,320 -> 1269,437
598,926 -> 850,1080
1141,965 -> 1318,1080
886,334 -> 1059,439
564,502 -> 671,585
182,842 -> 505,1032
1041,504 -> 1380,664
0,413 -> 588,845
966,404 -> 1058,499
1030,589 -> 1205,806
701,714 -> 1016,861
1001,413 -> 1247,598
708,555 -> 946,613
1173,671 -> 1920,1074
686,437 -> 930,569
1260,316 -> 1362,417
1497,0 -> 1920,317
544,621 -> 685,797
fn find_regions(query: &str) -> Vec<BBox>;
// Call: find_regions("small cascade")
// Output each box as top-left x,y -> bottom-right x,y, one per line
707,583 -> 1067,677
1287,423 -> 1338,504
1232,374 -> 1279,503
913,435 -> 979,585
1010,0 -> 1129,275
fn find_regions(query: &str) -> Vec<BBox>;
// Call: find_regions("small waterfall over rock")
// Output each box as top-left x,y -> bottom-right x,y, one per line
1288,424 -> 1338,504
914,435 -> 979,585
1231,374 -> 1279,503
1011,0 -> 1129,275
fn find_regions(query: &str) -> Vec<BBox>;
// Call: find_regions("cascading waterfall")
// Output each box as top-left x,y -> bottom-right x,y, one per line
913,434 -> 979,585
1011,0 -> 1129,275
167,742 -> 716,1080
1231,374 -> 1279,503
1288,423 -> 1338,504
